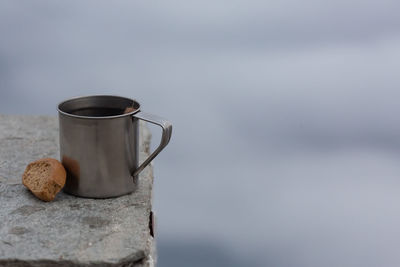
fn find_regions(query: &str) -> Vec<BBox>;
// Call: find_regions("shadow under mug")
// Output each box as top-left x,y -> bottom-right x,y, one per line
57,95 -> 172,198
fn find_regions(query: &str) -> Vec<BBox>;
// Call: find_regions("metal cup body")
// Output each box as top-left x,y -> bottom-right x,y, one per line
58,96 -> 140,198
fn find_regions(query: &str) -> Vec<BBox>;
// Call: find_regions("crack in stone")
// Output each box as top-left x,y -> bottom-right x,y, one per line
78,230 -> 120,253
2,240 -> 13,247
11,205 -> 45,216
9,226 -> 30,235
81,216 -> 111,229
3,137 -> 24,140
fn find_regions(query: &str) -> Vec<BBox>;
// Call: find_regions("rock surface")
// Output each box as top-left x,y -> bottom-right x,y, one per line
0,115 -> 155,266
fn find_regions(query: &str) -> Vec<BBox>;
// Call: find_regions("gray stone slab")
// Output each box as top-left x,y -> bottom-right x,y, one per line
0,115 -> 156,266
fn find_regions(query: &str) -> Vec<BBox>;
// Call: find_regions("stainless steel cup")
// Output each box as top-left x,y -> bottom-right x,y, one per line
57,95 -> 172,198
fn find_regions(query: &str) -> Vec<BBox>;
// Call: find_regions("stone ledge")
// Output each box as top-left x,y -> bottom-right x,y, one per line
0,115 -> 155,266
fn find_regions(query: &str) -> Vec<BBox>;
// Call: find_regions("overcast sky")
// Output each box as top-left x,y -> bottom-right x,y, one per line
1,1 -> 400,266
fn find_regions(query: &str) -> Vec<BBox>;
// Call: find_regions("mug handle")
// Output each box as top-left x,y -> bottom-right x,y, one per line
131,111 -> 172,177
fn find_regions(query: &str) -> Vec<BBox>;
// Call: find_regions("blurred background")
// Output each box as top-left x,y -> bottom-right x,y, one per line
1,1 -> 400,266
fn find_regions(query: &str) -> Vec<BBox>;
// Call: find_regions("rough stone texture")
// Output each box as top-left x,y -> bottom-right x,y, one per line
0,115 -> 156,266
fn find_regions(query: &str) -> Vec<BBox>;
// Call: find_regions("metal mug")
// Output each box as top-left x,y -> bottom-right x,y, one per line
57,95 -> 172,198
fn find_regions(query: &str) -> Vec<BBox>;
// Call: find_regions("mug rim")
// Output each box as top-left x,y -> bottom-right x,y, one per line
57,95 -> 141,120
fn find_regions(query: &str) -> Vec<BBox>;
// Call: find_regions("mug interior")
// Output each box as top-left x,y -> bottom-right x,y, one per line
58,95 -> 140,118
